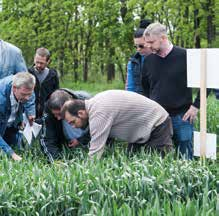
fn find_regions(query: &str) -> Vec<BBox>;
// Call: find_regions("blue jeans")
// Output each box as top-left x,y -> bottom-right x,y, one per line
171,113 -> 193,159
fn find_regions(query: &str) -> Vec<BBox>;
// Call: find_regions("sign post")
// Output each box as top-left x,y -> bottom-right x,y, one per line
187,48 -> 219,159
200,49 -> 207,157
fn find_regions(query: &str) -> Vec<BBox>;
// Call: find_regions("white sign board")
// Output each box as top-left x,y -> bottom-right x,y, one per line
187,48 -> 219,89
193,131 -> 217,160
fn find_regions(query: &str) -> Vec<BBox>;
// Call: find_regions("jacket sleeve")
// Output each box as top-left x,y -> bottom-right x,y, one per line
40,112 -> 63,163
14,51 -> 27,73
141,62 -> 150,97
126,60 -> 135,92
54,70 -> 59,89
23,92 -> 36,117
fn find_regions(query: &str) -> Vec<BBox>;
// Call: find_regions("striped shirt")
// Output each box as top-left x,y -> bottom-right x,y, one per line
85,90 -> 168,158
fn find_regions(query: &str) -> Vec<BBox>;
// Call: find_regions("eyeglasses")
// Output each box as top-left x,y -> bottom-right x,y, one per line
134,44 -> 145,49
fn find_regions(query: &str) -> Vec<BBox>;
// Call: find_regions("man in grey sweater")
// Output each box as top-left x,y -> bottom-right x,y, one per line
61,90 -> 173,159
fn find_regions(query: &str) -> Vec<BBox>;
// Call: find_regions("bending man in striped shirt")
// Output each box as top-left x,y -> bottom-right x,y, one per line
61,90 -> 173,159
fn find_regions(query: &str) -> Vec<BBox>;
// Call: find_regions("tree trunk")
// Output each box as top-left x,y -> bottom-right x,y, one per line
194,9 -> 201,48
107,46 -> 115,82
206,0 -> 215,47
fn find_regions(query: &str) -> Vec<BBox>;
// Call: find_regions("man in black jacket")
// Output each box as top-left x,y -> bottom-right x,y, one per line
40,89 -> 91,163
28,47 -> 59,121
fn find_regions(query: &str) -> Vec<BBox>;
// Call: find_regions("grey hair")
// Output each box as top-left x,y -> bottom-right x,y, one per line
12,72 -> 36,89
47,90 -> 73,111
35,47 -> 50,61
144,22 -> 167,38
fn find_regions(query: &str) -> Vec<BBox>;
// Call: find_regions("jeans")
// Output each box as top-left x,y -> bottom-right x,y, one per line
171,113 -> 193,159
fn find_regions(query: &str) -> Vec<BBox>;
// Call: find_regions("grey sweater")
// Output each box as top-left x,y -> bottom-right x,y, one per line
85,90 -> 168,158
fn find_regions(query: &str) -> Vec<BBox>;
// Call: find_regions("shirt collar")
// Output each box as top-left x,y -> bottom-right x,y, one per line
10,88 -> 19,106
157,43 -> 173,58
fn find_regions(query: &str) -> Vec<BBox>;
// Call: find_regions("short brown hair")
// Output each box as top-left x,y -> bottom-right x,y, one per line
61,100 -> 85,118
35,47 -> 50,61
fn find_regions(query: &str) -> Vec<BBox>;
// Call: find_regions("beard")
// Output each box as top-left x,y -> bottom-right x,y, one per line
80,118 -> 89,130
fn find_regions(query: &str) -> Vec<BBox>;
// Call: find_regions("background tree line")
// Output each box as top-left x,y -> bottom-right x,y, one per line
0,0 -> 218,83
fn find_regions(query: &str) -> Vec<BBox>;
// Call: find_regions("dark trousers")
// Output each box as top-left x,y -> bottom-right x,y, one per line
127,117 -> 173,156
3,126 -> 22,149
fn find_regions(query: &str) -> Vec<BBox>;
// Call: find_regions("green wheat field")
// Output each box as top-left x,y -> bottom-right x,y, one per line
0,81 -> 218,215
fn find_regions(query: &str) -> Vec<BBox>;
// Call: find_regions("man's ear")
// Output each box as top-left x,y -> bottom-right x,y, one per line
78,110 -> 86,118
12,85 -> 16,93
161,34 -> 168,41
47,59 -> 51,65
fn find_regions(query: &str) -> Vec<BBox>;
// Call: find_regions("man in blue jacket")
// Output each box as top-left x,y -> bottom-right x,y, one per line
0,72 -> 35,161
126,20 -> 151,94
0,39 -> 36,125
0,39 -> 27,79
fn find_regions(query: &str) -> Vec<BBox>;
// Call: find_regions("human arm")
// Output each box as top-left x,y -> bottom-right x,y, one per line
14,50 -> 27,73
40,112 -> 63,163
183,89 -> 212,123
88,113 -> 113,159
126,61 -> 135,92
141,62 -> 150,97
0,136 -> 22,161
54,69 -> 59,89
23,92 -> 36,126
11,152 -> 22,161
68,139 -> 79,148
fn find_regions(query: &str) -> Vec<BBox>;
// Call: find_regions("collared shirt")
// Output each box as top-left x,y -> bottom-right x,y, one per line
157,43 -> 173,58
7,89 -> 20,127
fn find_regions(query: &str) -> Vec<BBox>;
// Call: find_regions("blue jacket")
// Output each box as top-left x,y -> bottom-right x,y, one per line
0,40 -> 35,117
0,75 -> 35,155
0,40 -> 27,79
126,52 -> 145,95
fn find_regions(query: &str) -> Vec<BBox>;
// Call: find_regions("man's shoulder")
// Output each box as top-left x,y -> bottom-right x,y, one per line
3,41 -> 21,54
172,46 -> 186,54
49,68 -> 58,74
28,66 -> 35,74
0,75 -> 13,87
129,52 -> 141,62
0,77 -> 12,104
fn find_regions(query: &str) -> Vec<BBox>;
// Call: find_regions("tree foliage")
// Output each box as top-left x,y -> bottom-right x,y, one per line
0,0 -> 217,82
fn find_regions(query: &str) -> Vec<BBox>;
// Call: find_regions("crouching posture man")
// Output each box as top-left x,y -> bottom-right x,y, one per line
61,90 -> 173,159
40,89 -> 91,163
0,72 -> 35,161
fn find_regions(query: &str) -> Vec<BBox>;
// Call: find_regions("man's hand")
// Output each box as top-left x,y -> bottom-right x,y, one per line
68,139 -> 79,148
11,152 -> 22,161
28,115 -> 35,126
182,105 -> 198,124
